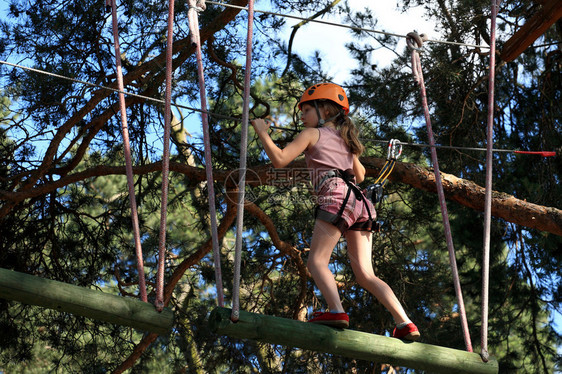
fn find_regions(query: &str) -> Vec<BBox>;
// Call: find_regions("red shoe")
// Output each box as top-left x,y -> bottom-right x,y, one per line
392,323 -> 420,341
308,311 -> 349,328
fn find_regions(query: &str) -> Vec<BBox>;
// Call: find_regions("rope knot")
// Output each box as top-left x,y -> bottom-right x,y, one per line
406,32 -> 428,51
188,0 -> 206,12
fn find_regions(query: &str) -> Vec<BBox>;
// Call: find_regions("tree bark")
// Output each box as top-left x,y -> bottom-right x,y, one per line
2,158 -> 561,236
501,0 -> 562,62
361,157 -> 562,237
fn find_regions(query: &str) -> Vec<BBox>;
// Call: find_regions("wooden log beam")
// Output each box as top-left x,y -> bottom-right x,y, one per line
3,159 -> 561,236
0,268 -> 173,335
359,157 -> 562,237
501,0 -> 562,62
209,307 -> 498,374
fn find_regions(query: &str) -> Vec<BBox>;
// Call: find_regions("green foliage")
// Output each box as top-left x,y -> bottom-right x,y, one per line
0,0 -> 560,373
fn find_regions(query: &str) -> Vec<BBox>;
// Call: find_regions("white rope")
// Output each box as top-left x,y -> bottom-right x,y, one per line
230,0 -> 255,323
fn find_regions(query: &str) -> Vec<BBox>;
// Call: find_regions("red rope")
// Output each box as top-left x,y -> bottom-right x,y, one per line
231,0 -> 255,323
155,0 -> 176,312
108,0 -> 147,302
481,0 -> 501,362
407,32 -> 473,352
187,0 -> 224,307
513,151 -> 556,157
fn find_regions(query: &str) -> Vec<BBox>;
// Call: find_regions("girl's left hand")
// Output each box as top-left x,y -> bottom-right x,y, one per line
251,118 -> 269,135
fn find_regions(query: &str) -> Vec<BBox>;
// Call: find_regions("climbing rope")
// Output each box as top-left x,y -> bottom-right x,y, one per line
231,0 -> 255,323
154,0 -> 176,312
481,0 -> 501,362
407,31 -> 473,352
107,0 -> 148,303
187,0 -> 225,307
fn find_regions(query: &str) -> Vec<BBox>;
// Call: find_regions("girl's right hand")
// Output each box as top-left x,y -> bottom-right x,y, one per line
251,118 -> 269,135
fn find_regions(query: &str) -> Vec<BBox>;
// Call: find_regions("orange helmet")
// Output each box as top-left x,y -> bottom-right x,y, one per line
298,83 -> 349,115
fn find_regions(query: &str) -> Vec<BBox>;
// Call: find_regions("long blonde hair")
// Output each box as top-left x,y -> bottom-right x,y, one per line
318,101 -> 364,155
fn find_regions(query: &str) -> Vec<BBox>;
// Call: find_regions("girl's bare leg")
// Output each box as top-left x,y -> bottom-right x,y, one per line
345,229 -> 410,324
307,219 -> 345,312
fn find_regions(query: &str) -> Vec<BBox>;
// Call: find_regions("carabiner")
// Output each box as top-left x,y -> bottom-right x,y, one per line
387,139 -> 403,160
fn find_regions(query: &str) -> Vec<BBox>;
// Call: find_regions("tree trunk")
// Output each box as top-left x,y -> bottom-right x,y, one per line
2,158 -> 560,236
361,157 -> 562,237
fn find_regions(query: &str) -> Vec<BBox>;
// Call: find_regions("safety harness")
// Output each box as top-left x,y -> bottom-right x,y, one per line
316,139 -> 402,233
316,169 -> 375,232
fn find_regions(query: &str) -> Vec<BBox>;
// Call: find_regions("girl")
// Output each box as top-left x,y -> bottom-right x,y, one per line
251,83 -> 420,341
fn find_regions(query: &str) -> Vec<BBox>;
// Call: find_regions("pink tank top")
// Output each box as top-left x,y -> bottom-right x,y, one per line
304,127 -> 354,187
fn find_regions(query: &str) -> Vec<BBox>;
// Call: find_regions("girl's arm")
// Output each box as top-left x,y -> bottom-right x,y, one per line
352,154 -> 366,183
251,119 -> 318,168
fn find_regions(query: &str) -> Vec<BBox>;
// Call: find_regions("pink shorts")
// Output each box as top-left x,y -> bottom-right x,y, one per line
315,177 -> 376,233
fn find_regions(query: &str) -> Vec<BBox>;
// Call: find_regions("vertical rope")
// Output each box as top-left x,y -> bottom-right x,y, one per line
108,0 -> 147,302
481,0 -> 500,362
155,0 -> 175,312
231,0 -> 255,323
187,0 -> 224,307
407,32 -> 473,352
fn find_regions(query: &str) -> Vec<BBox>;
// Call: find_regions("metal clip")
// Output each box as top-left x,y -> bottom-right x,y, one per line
387,139 -> 402,160
365,183 -> 385,204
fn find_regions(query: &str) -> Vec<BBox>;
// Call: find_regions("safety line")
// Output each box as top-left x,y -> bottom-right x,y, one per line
0,59 -> 263,125
360,137 -> 556,157
108,0 -> 148,303
407,32 -> 473,353
0,60 -> 191,110
205,0 -> 490,50
155,0 -> 175,312
187,0 -> 225,307
230,0 -> 255,324
481,0 -> 500,363
269,127 -> 556,157
1,60 -> 556,158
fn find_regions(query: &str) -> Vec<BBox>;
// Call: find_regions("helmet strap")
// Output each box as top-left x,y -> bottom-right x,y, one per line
314,100 -> 341,127
313,101 -> 324,127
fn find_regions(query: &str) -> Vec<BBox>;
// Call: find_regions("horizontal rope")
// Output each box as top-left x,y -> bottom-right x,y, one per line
0,60 -> 186,108
0,59 -> 229,119
1,60 -> 555,158
206,1 -> 490,50
270,127 -> 557,157
361,137 -> 556,157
